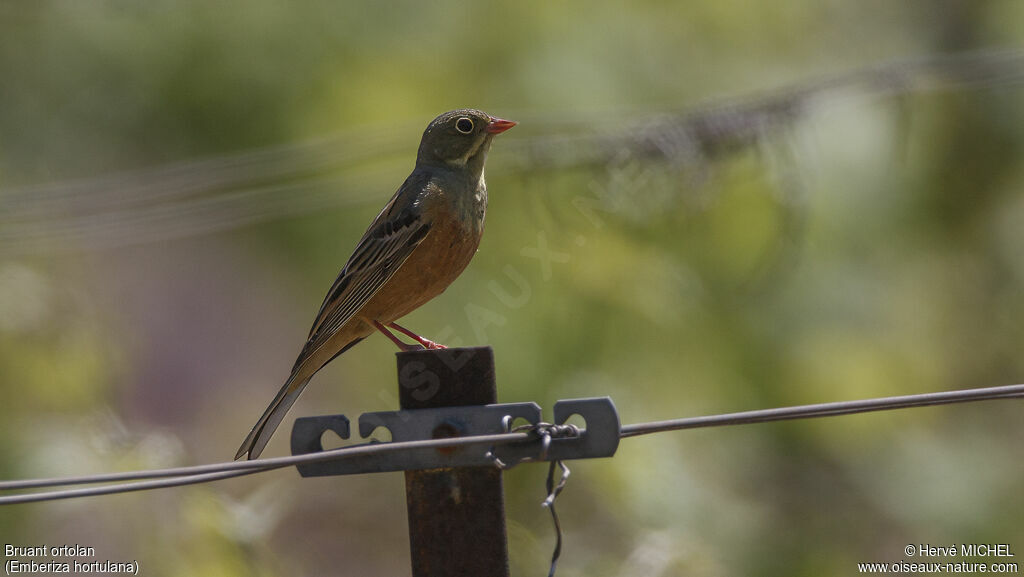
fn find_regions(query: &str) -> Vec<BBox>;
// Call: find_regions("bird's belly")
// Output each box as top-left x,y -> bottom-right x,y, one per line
360,212 -> 482,324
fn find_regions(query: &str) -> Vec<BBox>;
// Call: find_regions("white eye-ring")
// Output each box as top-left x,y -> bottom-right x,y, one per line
455,117 -> 474,134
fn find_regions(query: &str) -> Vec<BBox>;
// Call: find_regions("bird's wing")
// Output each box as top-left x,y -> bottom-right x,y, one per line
289,174 -> 433,376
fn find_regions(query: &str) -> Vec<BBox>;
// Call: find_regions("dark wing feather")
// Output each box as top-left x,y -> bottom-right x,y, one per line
289,174 -> 432,376
235,172 -> 434,460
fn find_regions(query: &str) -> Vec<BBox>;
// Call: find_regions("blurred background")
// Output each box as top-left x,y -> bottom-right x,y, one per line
1,1 -> 1023,575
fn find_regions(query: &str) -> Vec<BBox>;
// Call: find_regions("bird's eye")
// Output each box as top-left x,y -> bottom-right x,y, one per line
455,117 -> 474,134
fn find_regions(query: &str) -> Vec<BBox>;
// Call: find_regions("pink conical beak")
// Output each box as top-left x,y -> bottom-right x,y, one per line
485,117 -> 517,134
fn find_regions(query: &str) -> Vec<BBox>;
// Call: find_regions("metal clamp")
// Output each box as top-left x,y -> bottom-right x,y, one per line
290,397 -> 620,477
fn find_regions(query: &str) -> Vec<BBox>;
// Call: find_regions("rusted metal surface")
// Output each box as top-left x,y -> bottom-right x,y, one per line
398,346 -> 510,577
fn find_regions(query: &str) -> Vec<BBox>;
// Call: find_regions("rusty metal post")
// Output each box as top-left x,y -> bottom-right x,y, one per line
397,346 -> 510,577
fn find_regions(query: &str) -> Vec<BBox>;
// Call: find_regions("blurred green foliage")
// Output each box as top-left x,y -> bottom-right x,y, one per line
1,2 -> 1023,576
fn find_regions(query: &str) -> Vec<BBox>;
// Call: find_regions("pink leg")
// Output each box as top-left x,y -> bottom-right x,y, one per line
372,320 -> 420,351
388,322 -> 447,350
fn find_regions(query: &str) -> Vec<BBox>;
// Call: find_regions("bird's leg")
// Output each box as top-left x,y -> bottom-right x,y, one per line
372,320 -> 421,351
387,322 -> 447,350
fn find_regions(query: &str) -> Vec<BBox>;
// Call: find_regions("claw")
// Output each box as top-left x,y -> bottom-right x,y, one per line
372,320 -> 446,351
388,322 -> 447,350
418,338 -> 447,350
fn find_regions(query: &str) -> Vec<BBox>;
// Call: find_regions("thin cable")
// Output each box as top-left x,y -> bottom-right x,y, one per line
1,383 -> 1022,504
543,460 -> 571,577
4,48 -> 1024,256
0,431 -> 532,502
484,419 -> 578,577
0,470 -> 257,506
619,383 -> 1024,438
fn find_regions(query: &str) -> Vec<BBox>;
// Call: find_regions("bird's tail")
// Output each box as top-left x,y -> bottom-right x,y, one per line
234,375 -> 312,460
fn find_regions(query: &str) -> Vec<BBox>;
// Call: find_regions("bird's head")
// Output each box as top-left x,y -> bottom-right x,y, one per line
416,109 -> 516,177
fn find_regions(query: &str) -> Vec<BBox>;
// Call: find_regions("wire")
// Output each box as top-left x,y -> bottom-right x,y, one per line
619,383 -> 1024,437
542,460 -> 571,577
3,48 -> 1024,256
0,383 -> 1021,505
0,470 -> 257,506
0,432 -> 531,504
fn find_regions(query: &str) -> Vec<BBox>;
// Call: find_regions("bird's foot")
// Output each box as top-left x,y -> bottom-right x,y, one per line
387,322 -> 447,350
416,338 -> 447,350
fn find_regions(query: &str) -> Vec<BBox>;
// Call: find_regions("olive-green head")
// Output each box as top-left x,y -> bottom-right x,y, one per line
416,109 -> 516,175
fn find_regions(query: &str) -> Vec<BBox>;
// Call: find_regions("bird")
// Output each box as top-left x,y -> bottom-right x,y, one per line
235,109 -> 516,460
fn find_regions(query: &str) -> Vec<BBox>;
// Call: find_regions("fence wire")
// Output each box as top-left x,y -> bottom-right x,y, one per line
2,48 -> 1023,256
1,382 -> 1021,505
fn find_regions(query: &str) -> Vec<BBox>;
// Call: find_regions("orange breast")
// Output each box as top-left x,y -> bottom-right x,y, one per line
357,204 -> 483,325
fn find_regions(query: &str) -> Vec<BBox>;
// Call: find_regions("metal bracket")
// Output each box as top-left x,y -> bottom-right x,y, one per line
290,397 -> 621,477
